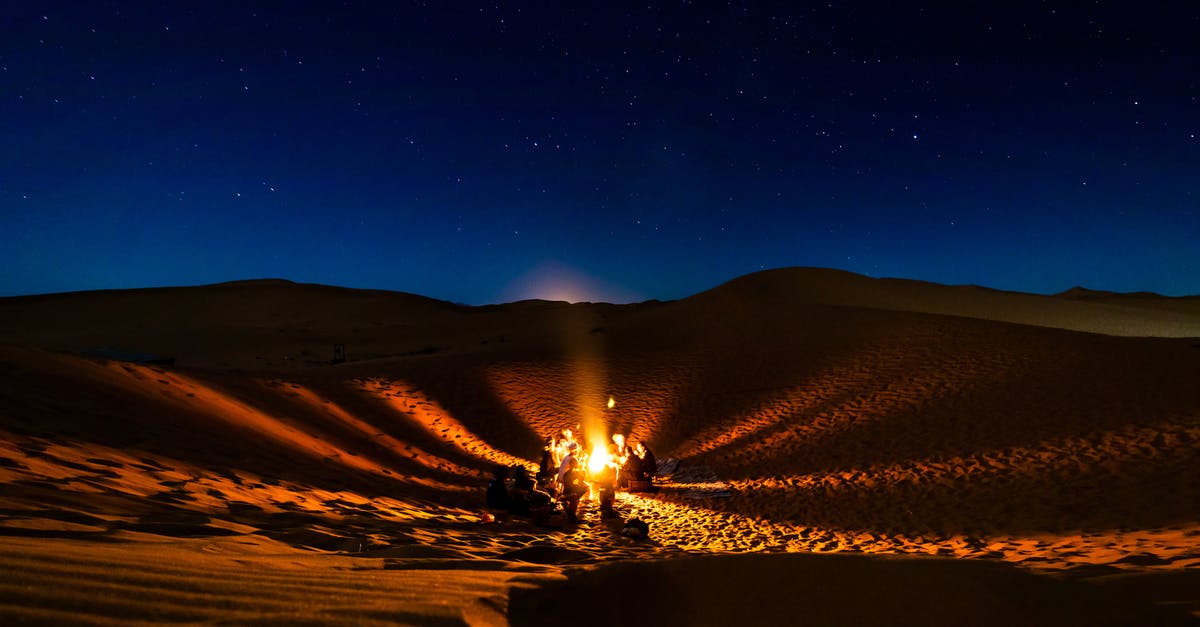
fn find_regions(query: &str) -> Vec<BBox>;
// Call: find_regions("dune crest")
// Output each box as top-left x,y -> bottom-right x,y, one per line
692,267 -> 1200,337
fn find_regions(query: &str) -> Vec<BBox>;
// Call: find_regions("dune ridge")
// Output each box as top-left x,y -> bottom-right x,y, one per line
693,267 -> 1200,337
1,268 -> 1198,624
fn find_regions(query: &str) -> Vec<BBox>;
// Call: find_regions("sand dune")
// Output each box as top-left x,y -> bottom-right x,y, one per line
692,268 -> 1200,337
1,268 -> 1198,624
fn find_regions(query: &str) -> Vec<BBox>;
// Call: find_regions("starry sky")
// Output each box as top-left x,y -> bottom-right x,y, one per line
3,2 -> 1198,303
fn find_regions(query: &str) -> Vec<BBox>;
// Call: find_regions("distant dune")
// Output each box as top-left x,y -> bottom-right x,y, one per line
690,267 -> 1200,337
1,268 -> 1197,624
1056,285 -> 1200,316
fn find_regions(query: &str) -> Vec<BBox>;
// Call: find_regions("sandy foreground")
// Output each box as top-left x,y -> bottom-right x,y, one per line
1,268 -> 1198,625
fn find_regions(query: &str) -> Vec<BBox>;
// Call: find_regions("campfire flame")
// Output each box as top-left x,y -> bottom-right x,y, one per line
607,396 -> 616,409
587,443 -> 611,475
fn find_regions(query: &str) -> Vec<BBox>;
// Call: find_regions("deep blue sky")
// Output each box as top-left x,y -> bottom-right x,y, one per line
3,2 -> 1198,303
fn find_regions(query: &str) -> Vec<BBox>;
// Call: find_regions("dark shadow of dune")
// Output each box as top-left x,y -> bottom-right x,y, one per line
389,357 -> 550,460
765,328 -> 1199,479
497,545 -> 594,564
0,527 -> 116,540
115,521 -> 243,538
632,302 -> 1018,458
1088,570 -> 1200,620
208,374 -> 494,484
509,552 -> 1196,627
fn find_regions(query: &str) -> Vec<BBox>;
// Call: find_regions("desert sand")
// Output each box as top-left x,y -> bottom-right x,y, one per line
1,267 -> 1198,625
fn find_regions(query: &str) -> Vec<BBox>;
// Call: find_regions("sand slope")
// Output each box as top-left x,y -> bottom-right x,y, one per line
1,269 -> 1198,624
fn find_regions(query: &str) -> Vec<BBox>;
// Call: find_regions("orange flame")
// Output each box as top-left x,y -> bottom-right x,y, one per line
587,443 -> 611,475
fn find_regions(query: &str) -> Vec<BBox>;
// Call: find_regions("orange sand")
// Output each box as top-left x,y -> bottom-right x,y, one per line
1,268 -> 1198,625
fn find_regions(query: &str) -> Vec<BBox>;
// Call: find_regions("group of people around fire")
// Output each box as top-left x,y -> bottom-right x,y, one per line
486,426 -> 656,525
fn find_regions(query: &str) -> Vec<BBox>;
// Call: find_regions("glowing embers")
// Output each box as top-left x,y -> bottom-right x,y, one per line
358,378 -> 528,468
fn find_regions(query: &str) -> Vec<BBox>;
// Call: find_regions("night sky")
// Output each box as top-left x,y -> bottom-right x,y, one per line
3,3 -> 1198,303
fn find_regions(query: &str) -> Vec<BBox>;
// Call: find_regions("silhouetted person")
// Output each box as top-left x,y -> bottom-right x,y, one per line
612,433 -> 631,489
558,457 -> 588,524
537,436 -> 555,485
486,465 -> 510,511
633,441 -> 657,488
526,468 -> 556,524
509,465 -> 541,516
556,441 -> 579,487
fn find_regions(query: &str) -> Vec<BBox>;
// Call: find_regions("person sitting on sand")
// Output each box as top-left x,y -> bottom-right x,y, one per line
531,472 -> 557,521
558,456 -> 588,524
509,465 -> 553,515
632,441 -> 657,486
556,441 -> 579,487
612,433 -> 630,459
537,436 -> 555,485
508,465 -> 534,516
612,434 -> 631,489
552,429 -> 576,471
486,465 -> 510,512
